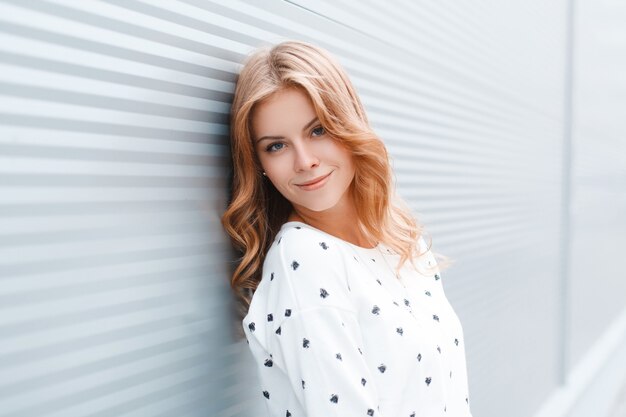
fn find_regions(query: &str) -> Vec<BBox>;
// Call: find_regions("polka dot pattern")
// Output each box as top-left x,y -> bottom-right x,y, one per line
242,221 -> 473,416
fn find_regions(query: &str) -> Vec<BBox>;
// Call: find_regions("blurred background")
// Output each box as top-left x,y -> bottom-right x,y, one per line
0,1 -> 625,417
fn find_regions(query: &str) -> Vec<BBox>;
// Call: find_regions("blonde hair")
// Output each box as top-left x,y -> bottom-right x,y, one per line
221,40 -> 452,313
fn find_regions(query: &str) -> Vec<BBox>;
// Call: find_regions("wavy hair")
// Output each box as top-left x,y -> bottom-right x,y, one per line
221,40 -> 453,314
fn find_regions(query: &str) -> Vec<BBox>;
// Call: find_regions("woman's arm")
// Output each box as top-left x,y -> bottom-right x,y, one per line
245,226 -> 386,416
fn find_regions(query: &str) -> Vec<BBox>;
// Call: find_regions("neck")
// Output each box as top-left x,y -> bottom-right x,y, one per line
287,211 -> 377,249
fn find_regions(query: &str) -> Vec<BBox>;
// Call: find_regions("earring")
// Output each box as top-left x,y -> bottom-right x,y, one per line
262,172 -> 267,176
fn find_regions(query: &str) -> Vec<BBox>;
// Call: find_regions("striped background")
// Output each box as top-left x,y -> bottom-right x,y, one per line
1,1 -> 624,417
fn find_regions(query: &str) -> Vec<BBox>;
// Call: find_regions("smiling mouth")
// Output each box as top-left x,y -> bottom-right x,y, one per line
297,172 -> 332,186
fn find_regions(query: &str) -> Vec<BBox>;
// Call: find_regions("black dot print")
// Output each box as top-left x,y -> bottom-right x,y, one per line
295,226 -> 301,229
246,224 -> 472,416
278,237 -> 282,244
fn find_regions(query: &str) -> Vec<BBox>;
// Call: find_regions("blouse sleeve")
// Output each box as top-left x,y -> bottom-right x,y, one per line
265,228 -> 386,416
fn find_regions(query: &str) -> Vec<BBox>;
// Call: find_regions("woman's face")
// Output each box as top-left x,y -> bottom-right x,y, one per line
251,87 -> 356,216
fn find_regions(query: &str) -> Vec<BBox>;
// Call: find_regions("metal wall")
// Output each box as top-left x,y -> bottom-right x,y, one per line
565,0 -> 626,415
570,0 -> 626,370
0,1 -> 624,417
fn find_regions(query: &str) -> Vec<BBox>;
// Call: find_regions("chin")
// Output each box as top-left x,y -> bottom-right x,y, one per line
295,199 -> 341,213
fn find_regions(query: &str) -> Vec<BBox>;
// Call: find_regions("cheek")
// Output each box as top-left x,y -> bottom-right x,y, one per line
335,147 -> 355,173
257,153 -> 276,173
263,161 -> 291,185
320,140 -> 351,162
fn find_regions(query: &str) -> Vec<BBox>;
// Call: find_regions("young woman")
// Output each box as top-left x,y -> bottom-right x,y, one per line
221,40 -> 473,417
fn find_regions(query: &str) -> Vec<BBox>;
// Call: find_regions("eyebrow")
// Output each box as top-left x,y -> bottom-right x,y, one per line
255,117 -> 319,144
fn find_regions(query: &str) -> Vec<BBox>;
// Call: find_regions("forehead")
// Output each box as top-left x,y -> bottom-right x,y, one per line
251,87 -> 316,135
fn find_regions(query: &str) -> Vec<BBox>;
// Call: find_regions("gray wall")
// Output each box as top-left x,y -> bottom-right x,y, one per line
0,1 -> 624,417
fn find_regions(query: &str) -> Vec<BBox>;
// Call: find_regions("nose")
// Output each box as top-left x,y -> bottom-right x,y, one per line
293,141 -> 320,172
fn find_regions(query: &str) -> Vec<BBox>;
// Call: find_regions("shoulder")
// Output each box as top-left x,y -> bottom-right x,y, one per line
416,234 -> 430,253
261,224 -> 354,311
415,233 -> 440,275
268,224 -> 345,265
242,224 -> 356,344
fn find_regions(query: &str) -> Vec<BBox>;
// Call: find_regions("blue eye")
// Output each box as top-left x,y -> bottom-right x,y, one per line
266,142 -> 284,153
311,126 -> 325,136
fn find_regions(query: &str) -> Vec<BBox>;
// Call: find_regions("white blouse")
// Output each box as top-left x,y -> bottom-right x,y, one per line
242,221 -> 473,417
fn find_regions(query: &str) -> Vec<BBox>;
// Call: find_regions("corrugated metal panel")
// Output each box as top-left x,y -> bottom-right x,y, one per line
0,1 -> 237,416
3,1 -> 624,417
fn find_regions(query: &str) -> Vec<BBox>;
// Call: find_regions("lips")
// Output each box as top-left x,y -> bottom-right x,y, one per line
297,172 -> 332,186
